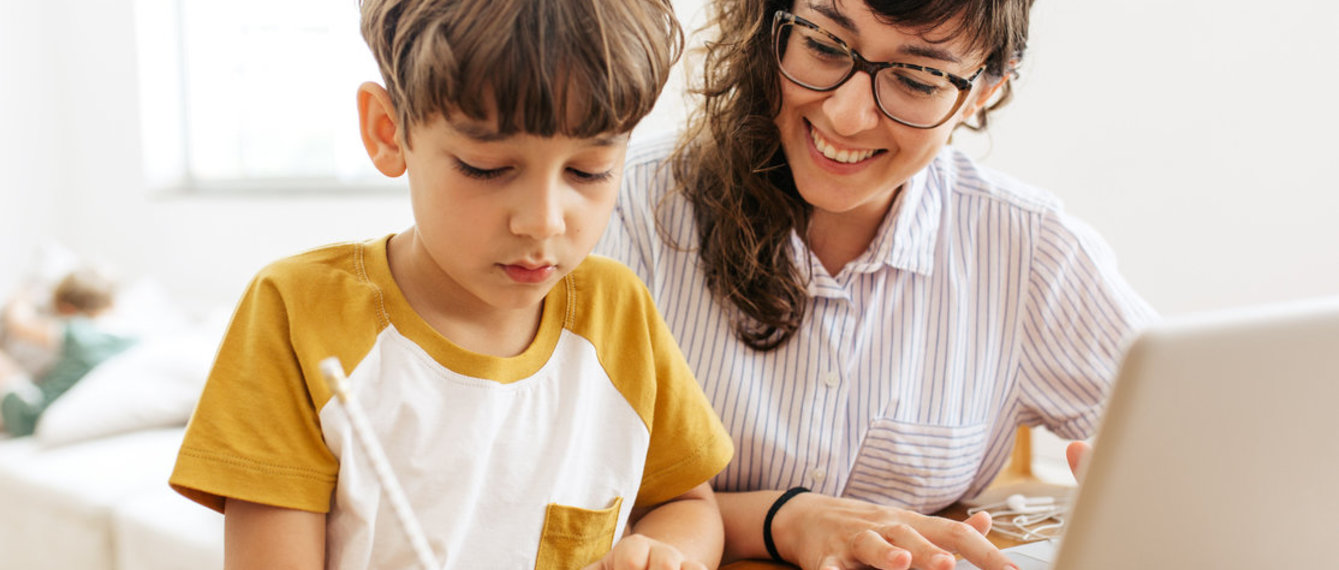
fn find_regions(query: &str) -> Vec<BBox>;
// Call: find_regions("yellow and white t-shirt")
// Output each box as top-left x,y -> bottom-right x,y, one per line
170,235 -> 734,569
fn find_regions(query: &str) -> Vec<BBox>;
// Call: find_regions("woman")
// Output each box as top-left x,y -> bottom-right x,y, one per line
598,0 -> 1156,568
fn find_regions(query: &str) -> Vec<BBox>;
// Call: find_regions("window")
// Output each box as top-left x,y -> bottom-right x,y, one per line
134,0 -> 391,192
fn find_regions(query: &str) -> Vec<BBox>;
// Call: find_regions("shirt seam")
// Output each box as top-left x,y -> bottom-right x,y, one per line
178,445 -> 336,482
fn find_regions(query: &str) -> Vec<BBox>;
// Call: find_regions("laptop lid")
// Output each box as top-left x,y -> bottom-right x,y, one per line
1050,296 -> 1339,569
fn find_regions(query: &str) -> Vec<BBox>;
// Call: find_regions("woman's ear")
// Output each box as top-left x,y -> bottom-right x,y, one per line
357,82 -> 407,177
960,74 -> 1008,123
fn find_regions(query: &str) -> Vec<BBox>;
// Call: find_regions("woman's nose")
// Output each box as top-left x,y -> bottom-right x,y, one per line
821,71 -> 881,137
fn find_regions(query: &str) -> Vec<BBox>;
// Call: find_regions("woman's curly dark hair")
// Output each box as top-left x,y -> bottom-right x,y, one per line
668,0 -> 1034,350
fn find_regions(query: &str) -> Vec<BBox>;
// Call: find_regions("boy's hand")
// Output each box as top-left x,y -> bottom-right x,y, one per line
583,534 -> 708,570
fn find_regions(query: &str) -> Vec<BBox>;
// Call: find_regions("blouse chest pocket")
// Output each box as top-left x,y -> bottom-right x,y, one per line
534,497 -> 623,569
842,419 -> 989,514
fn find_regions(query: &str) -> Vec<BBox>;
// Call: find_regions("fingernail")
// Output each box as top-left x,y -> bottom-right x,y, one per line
1005,564 -> 1020,570
933,554 -> 955,568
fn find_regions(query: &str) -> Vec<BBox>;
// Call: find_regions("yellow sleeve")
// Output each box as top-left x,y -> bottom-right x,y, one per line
572,257 -> 735,508
170,240 -> 388,514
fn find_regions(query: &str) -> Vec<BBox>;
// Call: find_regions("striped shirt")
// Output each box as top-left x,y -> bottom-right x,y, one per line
596,134 -> 1157,513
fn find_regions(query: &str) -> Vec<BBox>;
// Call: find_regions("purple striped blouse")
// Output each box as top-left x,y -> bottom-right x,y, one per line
596,134 -> 1157,513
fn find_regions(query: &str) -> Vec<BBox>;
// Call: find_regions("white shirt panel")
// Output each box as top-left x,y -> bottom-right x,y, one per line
597,135 -> 1156,513
320,326 -> 648,569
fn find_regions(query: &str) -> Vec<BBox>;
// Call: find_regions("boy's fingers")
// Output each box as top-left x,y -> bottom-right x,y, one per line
615,535 -> 653,568
644,541 -> 685,570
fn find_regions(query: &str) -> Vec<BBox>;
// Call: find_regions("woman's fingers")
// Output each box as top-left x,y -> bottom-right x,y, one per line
1066,441 -> 1092,480
920,515 -> 1017,570
815,554 -> 844,570
962,510 -> 992,535
876,524 -> 956,570
777,492 -> 1016,570
848,528 -> 912,569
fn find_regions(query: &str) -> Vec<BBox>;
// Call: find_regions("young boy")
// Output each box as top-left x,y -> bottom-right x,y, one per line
168,0 -> 734,568
1,268 -> 135,436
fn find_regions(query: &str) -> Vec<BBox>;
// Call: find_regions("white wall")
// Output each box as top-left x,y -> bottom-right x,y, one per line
3,0 -> 1337,315
955,0 -> 1339,314
0,1 -> 62,294
13,0 -> 411,313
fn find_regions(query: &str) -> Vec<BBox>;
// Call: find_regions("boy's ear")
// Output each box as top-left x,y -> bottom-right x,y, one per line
358,82 -> 407,177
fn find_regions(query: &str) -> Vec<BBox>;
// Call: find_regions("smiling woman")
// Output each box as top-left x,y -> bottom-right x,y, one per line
594,0 -> 1158,568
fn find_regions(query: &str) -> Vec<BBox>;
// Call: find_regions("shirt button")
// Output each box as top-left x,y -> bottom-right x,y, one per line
822,371 -> 840,388
809,467 -> 826,484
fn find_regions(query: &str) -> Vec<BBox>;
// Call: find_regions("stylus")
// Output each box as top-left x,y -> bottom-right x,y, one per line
320,357 -> 443,570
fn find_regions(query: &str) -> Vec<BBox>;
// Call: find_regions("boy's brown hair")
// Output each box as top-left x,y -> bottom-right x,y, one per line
52,269 -> 116,316
359,0 -> 682,143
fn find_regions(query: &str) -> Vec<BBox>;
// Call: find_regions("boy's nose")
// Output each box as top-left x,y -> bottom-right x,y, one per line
510,182 -> 566,239
822,72 -> 881,137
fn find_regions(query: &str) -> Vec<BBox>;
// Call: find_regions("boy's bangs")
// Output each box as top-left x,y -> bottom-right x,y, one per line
405,0 -> 677,138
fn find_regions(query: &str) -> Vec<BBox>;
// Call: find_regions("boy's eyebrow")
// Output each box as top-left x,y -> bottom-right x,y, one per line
589,133 -> 629,147
807,0 -> 963,65
449,120 -> 627,147
450,121 -> 512,143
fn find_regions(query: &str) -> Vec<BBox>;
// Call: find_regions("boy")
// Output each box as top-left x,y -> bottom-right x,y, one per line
168,1 -> 734,568
1,268 -> 135,436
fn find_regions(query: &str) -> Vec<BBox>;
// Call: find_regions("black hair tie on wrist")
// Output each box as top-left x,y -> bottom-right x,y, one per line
763,486 -> 811,563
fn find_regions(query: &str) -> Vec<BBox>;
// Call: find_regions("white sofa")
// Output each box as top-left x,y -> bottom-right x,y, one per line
0,428 -> 223,570
0,272 -> 228,570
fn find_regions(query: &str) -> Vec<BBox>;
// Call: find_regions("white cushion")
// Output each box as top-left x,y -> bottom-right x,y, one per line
34,325 -> 219,447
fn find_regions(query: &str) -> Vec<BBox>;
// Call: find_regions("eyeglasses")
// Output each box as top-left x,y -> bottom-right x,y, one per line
771,10 -> 986,129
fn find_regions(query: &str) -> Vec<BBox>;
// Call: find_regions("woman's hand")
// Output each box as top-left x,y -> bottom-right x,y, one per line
1066,441 -> 1093,482
584,534 -> 709,570
770,492 -> 1018,570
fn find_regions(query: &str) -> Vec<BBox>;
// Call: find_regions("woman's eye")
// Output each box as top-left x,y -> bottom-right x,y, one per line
803,36 -> 846,60
897,75 -> 940,96
568,167 -> 614,183
453,159 -> 508,180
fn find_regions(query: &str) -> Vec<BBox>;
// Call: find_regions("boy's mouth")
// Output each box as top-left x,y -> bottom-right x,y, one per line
501,263 -> 556,284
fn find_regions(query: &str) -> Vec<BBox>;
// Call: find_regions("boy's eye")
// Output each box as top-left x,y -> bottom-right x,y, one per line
453,158 -> 508,180
568,167 -> 614,183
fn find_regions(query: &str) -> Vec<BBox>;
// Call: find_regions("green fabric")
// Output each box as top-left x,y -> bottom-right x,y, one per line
2,318 -> 135,436
2,392 -> 42,437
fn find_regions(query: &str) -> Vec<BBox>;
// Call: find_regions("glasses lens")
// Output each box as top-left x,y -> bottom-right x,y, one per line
775,21 -> 853,90
874,67 -> 962,128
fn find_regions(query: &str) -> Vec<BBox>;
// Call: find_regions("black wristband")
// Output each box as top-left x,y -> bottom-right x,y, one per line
763,486 -> 810,563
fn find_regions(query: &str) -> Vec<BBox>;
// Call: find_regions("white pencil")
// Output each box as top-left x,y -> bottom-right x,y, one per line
319,357 -> 443,570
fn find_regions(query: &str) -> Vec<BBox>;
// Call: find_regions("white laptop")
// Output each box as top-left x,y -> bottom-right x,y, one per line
960,296 -> 1339,569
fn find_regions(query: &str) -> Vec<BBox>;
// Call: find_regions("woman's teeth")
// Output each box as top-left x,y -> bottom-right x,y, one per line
811,127 -> 876,164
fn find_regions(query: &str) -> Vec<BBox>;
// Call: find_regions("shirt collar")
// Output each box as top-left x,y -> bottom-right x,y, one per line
821,164 -> 943,278
788,163 -> 943,299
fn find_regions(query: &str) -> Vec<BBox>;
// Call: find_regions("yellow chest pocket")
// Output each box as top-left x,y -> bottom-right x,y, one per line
534,497 -> 624,569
